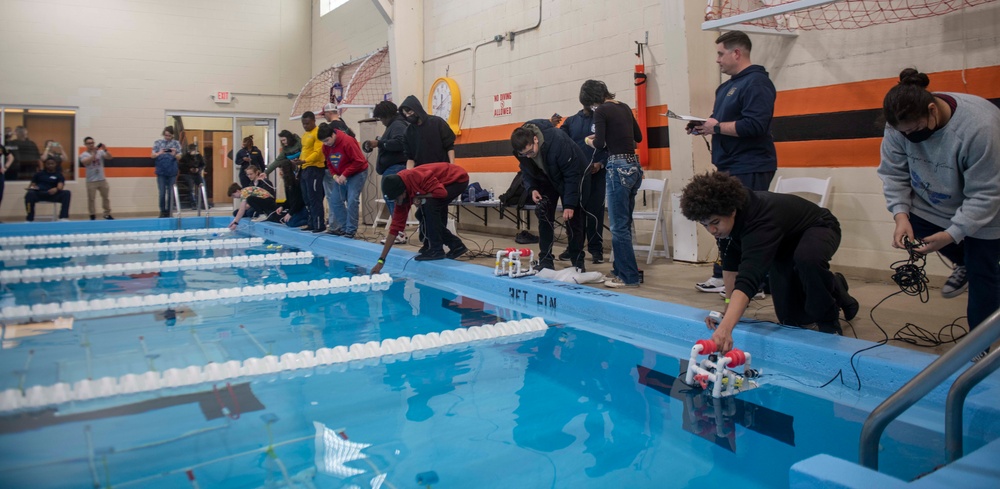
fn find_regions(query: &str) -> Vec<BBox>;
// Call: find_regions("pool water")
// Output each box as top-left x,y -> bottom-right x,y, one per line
0,229 -> 971,488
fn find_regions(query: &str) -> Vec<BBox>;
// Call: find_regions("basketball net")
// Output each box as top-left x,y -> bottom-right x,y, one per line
706,0 -> 996,30
291,46 -> 391,118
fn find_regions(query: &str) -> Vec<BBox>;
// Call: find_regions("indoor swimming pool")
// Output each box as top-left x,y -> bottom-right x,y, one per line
1,218 -> 998,488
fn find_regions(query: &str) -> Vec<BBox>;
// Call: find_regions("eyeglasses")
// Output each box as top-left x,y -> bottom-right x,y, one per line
517,142 -> 536,158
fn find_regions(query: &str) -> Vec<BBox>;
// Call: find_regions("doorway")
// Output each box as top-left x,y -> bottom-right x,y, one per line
165,113 -> 277,206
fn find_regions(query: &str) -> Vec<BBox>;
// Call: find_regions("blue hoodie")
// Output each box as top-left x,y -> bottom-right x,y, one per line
710,64 -> 777,175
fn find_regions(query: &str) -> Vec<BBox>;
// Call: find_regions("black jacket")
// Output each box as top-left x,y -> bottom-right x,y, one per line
721,190 -> 839,299
512,119 -> 589,209
399,95 -> 455,165
375,115 -> 408,174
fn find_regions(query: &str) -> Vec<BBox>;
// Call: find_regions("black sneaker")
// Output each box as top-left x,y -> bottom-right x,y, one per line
417,242 -> 429,254
326,228 -> 344,236
446,244 -> 469,260
312,227 -> 327,234
817,319 -> 843,336
592,253 -> 604,264
834,272 -> 860,321
414,250 -> 446,261
342,232 -> 356,239
90,214 -> 96,221
557,250 -> 571,261
301,226 -> 314,232
941,266 -> 968,298
104,215 -> 114,220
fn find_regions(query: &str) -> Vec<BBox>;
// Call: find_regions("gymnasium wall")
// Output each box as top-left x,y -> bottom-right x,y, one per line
416,0 -> 1000,279
0,0 -> 313,220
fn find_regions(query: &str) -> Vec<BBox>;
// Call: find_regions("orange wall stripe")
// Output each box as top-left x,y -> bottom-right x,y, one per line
455,156 -> 520,173
646,147 -> 671,171
456,122 -> 528,145
775,138 -> 882,168
776,65 -> 1000,117
76,146 -> 156,158
77,167 -> 157,178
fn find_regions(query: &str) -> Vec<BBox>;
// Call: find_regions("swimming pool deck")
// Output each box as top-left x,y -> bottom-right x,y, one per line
2,217 -> 997,488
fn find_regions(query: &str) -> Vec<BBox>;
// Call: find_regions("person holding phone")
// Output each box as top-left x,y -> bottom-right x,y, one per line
152,126 -> 182,217
39,140 -> 69,171
686,30 -> 777,296
80,137 -> 114,220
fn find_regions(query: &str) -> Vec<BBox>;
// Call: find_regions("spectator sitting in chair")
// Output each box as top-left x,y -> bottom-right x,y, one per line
25,157 -> 71,221
370,163 -> 469,272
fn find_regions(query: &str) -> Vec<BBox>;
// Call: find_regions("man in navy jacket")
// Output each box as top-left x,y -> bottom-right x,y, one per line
511,119 -> 592,271
687,30 -> 778,295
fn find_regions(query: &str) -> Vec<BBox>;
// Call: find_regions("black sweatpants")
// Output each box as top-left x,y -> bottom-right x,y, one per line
417,180 -> 468,253
536,172 -> 590,270
768,224 -> 841,327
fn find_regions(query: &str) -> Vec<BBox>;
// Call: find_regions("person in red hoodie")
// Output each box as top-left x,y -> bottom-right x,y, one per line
318,123 -> 369,238
371,162 -> 469,270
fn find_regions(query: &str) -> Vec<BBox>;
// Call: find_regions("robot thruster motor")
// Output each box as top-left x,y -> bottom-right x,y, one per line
494,247 -> 538,278
684,339 -> 758,398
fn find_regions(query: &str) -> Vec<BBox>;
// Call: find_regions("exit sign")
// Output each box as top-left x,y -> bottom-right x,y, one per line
215,91 -> 232,103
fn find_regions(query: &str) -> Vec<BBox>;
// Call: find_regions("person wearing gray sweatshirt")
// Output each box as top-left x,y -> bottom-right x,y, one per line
878,68 -> 1000,339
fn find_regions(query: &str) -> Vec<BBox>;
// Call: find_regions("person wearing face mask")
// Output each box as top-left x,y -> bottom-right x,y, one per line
686,31 -> 777,296
878,68 -> 1000,350
178,143 -> 206,209
398,95 -> 455,169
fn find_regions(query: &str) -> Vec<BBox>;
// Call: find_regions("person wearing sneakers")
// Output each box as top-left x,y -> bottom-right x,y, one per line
687,31 -> 777,296
25,157 -> 72,221
371,163 -> 469,270
317,122 -> 368,238
680,172 -> 855,353
878,68 -> 1000,349
367,100 -> 409,245
79,137 -> 114,220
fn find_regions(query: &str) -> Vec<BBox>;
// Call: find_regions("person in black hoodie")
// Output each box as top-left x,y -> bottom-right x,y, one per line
273,161 -> 308,228
366,100 -> 410,244
178,144 -> 206,209
687,30 -> 778,295
680,172 -> 858,353
233,135 -> 265,187
511,119 -> 591,271
559,103 -> 609,264
398,95 -> 455,169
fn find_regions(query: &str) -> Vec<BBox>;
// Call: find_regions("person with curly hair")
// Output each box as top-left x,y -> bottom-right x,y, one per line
878,68 -> 1000,349
680,172 -> 855,352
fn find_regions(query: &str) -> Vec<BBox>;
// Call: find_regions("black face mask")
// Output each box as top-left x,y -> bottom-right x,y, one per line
904,126 -> 937,143
405,115 -> 419,124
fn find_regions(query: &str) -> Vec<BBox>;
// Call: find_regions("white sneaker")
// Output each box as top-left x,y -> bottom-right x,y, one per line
605,277 -> 639,288
393,232 -> 408,244
696,277 -> 725,293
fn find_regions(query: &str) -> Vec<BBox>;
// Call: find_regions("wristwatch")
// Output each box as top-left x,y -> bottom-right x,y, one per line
713,124 -> 721,135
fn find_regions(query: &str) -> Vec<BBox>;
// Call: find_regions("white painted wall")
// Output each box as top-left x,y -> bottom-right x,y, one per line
0,0 -> 312,219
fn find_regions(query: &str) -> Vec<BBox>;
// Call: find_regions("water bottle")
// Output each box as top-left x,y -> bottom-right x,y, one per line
488,188 -> 495,201
468,187 -> 475,202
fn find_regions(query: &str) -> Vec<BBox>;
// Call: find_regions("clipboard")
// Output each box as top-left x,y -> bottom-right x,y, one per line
663,110 -> 707,123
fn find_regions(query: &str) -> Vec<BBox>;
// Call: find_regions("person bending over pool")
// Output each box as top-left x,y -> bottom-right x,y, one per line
371,162 -> 469,273
679,172 -> 858,352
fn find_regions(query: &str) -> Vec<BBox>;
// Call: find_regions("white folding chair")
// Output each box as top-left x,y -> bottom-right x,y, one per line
372,198 -> 419,232
632,177 -> 671,264
772,176 -> 832,208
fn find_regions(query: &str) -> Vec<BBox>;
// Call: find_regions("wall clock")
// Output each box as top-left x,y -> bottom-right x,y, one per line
428,77 -> 462,136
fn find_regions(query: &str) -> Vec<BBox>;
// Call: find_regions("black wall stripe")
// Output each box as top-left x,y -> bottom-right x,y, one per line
104,157 -> 153,168
455,97 -> 1000,158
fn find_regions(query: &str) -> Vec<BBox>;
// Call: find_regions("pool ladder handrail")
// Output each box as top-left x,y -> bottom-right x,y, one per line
859,308 -> 1000,470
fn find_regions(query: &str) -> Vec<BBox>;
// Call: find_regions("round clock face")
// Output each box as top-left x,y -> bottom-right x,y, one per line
431,82 -> 453,119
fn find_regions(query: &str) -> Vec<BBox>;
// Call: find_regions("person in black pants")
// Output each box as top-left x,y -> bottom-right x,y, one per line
558,105 -> 608,264
233,135 -> 265,188
25,157 -> 71,221
372,163 -> 469,270
510,119 -> 591,272
680,172 -> 857,353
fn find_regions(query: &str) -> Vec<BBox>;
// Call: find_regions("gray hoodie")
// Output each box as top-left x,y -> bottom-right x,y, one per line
878,92 -> 1000,242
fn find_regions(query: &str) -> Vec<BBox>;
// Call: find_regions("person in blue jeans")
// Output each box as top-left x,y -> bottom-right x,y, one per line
878,68 -> 1000,361
318,123 -> 368,238
581,80 -> 643,288
151,126 -> 182,218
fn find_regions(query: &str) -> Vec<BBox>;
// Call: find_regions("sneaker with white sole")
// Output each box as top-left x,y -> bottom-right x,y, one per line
605,277 -> 639,288
696,276 -> 725,293
941,265 -> 968,298
379,232 -> 409,245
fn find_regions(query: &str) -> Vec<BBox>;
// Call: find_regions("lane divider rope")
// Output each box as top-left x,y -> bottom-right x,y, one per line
0,228 -> 234,246
0,317 -> 548,413
0,273 -> 392,321
0,238 -> 265,260
1,251 -> 315,284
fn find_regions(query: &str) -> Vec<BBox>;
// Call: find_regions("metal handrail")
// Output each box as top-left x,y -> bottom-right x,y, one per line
946,347 -> 1000,462
859,308 -> 1000,470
